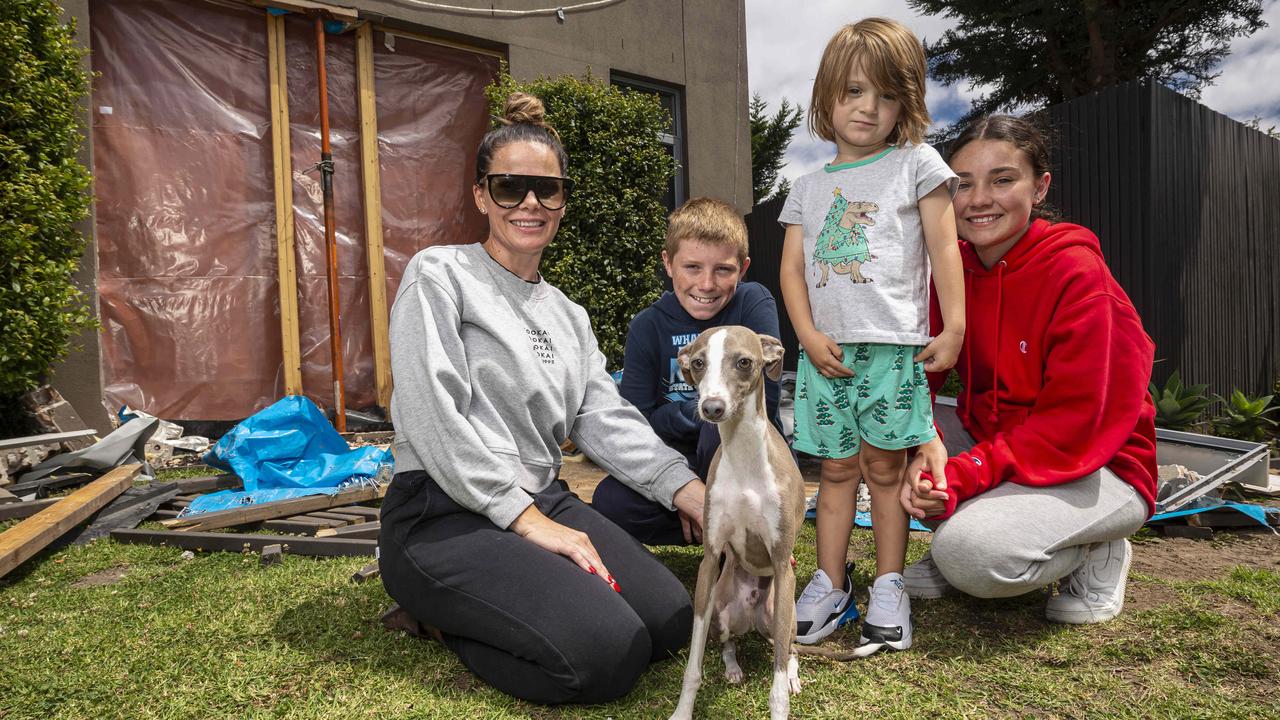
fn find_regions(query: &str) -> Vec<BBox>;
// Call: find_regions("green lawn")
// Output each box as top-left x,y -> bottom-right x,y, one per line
2,474 -> 1278,719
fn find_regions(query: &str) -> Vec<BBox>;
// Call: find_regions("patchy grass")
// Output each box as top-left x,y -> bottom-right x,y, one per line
2,488 -> 1279,718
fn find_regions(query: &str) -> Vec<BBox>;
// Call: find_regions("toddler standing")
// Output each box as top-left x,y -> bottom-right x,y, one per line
778,17 -> 965,655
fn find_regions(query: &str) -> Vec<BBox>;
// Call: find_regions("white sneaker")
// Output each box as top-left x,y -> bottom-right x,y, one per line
853,572 -> 912,657
903,549 -> 955,600
794,562 -> 858,644
1045,538 -> 1132,624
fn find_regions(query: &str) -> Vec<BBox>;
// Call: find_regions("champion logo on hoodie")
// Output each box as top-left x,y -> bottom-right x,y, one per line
1019,340 -> 1028,354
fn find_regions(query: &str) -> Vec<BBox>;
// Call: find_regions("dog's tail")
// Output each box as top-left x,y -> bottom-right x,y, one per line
770,639 -> 861,662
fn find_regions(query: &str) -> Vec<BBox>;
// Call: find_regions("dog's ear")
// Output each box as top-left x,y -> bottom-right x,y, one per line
758,334 -> 784,381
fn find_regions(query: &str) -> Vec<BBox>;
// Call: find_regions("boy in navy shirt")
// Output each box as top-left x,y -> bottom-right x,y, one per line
592,197 -> 782,545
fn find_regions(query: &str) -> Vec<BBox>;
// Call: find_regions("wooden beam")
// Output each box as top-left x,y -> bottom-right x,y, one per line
6,472 -> 97,498
159,484 -> 387,532
0,464 -> 140,578
268,11 -> 303,396
356,21 -> 392,410
244,0 -> 359,22
0,429 -> 98,452
328,505 -> 380,521
350,559 -> 379,583
110,528 -> 377,557
315,520 -> 379,539
165,474 -> 241,494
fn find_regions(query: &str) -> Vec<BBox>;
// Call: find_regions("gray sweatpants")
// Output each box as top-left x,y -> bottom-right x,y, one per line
928,404 -> 1149,599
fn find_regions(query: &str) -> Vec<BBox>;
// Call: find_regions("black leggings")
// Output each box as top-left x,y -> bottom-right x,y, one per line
379,471 -> 692,704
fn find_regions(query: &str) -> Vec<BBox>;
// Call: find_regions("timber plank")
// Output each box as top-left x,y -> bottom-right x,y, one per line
110,528 -> 376,557
0,430 -> 98,452
329,505 -> 380,521
315,521 -> 380,539
165,474 -> 241,494
0,464 -> 140,578
160,484 -> 387,532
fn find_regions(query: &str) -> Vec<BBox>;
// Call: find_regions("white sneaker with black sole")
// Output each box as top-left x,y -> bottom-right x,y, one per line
1045,538 -> 1132,624
903,549 -> 955,600
853,572 -> 912,657
794,562 -> 858,645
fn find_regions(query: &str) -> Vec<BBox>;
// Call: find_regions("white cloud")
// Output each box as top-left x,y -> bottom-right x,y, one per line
747,0 -> 1280,185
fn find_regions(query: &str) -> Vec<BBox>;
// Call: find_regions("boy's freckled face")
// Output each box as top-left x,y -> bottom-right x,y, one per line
662,239 -> 750,321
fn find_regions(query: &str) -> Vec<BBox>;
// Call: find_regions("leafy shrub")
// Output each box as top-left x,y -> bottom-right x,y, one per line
0,1 -> 96,399
486,71 -> 675,368
1210,389 -> 1278,442
1149,370 -> 1211,431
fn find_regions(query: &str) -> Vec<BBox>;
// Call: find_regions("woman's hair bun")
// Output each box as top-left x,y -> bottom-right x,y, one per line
502,92 -> 546,125
499,92 -> 559,138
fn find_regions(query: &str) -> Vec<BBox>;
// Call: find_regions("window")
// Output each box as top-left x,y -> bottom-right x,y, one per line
611,74 -> 687,213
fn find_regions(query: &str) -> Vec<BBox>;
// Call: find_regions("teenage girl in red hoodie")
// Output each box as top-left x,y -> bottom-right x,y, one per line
900,115 -> 1158,624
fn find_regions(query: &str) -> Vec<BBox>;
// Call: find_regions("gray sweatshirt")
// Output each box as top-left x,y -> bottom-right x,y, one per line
389,242 -> 696,529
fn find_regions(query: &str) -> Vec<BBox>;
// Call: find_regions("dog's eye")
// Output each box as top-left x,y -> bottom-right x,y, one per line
692,358 -> 705,370
736,357 -> 752,370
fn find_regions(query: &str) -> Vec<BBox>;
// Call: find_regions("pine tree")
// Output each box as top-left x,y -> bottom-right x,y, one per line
895,381 -> 914,410
892,346 -> 905,372
833,387 -> 851,410
815,398 -> 835,426
909,0 -> 1267,135
816,440 -> 831,457
838,424 -> 857,452
857,375 -> 872,399
872,397 -> 889,425
750,93 -> 804,204
854,344 -> 871,364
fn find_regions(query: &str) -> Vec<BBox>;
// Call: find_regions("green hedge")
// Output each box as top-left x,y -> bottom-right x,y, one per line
486,72 -> 675,368
0,0 -> 96,401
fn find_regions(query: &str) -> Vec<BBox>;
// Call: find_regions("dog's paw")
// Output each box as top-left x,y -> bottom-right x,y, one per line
724,666 -> 745,685
787,655 -> 801,694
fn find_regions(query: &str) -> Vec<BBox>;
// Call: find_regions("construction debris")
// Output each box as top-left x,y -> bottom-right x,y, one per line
0,464 -> 141,579
110,528 -> 376,557
260,543 -> 284,566
160,483 -> 386,532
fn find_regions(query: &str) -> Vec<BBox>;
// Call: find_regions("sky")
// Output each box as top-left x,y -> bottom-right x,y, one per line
745,0 -> 1280,183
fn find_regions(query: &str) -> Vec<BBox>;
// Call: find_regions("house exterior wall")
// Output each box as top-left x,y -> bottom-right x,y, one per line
54,0 -> 749,422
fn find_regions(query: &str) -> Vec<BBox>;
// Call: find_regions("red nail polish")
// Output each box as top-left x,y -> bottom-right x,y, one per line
588,566 -> 597,574
611,580 -> 622,593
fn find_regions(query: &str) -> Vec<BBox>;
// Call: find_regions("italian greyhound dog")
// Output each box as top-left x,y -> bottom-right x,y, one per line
669,326 -> 854,720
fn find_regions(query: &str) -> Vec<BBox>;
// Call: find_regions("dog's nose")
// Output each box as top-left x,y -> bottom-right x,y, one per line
700,398 -> 726,421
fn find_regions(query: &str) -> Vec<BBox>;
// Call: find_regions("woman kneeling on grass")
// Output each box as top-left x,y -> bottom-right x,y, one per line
901,114 -> 1158,624
379,92 -> 707,704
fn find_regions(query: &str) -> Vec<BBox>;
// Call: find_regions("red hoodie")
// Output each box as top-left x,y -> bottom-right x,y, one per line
926,219 -> 1158,520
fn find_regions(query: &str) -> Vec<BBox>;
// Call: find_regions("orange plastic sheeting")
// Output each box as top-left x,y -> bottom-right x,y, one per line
90,0 -> 497,420
91,0 -> 282,420
371,31 -> 499,300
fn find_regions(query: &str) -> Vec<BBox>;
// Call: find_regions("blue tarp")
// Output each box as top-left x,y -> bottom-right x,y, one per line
1149,499 -> 1279,529
183,396 -> 391,516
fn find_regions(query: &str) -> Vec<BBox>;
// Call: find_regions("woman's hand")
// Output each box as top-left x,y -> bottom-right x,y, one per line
510,505 -> 621,592
799,329 -> 854,378
900,435 -> 951,519
914,329 -> 963,373
672,478 -> 706,544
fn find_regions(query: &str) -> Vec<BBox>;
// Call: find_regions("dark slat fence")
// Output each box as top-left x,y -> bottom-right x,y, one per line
747,79 -> 1280,396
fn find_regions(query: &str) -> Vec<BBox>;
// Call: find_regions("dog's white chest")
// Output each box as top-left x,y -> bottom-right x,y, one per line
709,452 -> 782,568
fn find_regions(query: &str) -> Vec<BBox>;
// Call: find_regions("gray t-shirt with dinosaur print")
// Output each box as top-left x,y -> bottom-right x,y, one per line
779,142 -> 957,346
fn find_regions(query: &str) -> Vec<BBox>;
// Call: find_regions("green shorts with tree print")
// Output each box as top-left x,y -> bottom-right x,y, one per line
792,342 -> 936,458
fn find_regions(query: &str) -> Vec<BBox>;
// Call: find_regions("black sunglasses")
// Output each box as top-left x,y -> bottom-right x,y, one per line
481,174 -> 573,211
